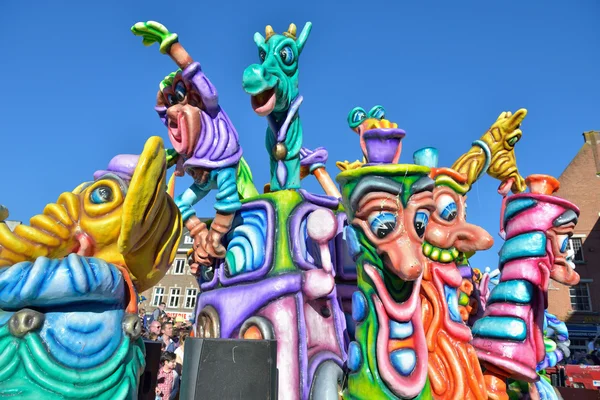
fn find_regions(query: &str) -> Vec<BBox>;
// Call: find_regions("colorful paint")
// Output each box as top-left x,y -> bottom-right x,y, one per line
0,137 -> 182,398
243,23 -> 312,191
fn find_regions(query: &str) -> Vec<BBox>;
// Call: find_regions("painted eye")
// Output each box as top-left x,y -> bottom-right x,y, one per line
90,186 -> 113,204
369,105 -> 386,120
167,93 -> 176,106
437,194 -> 458,222
348,107 -> 367,128
414,210 -> 430,238
259,49 -> 266,62
279,46 -> 294,65
368,211 -> 397,239
175,82 -> 186,103
558,234 -> 570,253
507,136 -> 520,146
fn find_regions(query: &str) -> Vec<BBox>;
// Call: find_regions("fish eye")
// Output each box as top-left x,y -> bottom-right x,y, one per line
90,185 -> 114,204
259,49 -> 266,62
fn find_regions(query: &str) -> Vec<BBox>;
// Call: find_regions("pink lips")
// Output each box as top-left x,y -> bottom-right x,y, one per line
430,263 -> 473,343
74,232 -> 94,257
168,113 -> 189,156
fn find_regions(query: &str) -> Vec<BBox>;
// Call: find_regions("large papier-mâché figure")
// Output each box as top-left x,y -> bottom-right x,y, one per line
336,116 -> 438,399
412,148 -> 495,400
0,137 -> 182,399
242,22 -> 312,191
471,174 -> 580,399
132,21 -> 258,270
192,189 -> 350,400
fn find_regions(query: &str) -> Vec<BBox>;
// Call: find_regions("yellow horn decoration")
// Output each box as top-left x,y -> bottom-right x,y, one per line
265,25 -> 275,41
284,23 -> 297,40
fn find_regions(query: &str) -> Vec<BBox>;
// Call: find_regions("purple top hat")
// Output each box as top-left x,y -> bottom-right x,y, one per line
93,154 -> 140,181
362,128 -> 406,165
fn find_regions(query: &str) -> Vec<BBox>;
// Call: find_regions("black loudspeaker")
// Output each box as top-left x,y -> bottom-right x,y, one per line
180,338 -> 278,400
138,340 -> 162,400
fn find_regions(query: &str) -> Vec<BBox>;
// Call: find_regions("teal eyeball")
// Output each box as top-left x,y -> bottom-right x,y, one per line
348,107 -> 367,129
369,105 -> 386,120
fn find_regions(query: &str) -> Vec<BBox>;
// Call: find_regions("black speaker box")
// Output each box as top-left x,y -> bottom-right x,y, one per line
138,340 -> 162,400
180,338 -> 278,400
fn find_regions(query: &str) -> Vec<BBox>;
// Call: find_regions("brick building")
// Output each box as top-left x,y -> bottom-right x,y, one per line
548,131 -> 600,353
138,229 -> 199,322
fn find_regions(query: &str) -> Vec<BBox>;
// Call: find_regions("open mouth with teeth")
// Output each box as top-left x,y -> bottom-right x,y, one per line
422,241 -> 459,263
251,86 -> 277,116
363,263 -> 428,399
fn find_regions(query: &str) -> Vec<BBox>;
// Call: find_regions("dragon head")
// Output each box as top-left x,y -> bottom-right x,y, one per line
0,136 -> 182,293
484,109 -> 527,194
243,22 -> 312,116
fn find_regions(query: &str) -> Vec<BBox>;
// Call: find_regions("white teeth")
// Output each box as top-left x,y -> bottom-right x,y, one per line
389,320 -> 413,339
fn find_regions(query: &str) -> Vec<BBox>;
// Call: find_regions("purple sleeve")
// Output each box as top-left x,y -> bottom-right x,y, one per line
182,61 -> 219,116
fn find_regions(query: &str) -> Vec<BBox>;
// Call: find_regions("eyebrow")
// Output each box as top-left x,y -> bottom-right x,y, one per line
350,177 -> 404,211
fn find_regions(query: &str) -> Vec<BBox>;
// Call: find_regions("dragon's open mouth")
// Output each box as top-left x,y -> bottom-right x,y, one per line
251,86 -> 276,116
363,263 -> 428,398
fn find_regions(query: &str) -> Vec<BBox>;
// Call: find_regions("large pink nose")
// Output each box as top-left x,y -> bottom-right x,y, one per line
379,240 -> 423,281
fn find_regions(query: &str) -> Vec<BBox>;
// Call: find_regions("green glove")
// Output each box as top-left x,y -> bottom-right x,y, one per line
131,21 -> 178,54
165,148 -> 180,169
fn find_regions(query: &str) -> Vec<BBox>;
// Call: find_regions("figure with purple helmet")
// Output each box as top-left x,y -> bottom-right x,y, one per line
131,21 -> 258,269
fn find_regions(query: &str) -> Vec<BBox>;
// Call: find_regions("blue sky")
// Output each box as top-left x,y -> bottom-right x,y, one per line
1,0 -> 599,271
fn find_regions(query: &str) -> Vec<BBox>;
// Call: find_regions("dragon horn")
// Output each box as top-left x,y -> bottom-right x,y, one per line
286,23 -> 297,40
265,25 -> 275,41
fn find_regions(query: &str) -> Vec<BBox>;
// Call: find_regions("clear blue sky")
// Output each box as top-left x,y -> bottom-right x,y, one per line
1,0 -> 599,271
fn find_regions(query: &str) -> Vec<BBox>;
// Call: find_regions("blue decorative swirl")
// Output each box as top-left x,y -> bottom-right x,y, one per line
224,208 -> 268,276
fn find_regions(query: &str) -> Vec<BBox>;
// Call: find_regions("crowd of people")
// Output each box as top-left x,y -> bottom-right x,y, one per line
138,302 -> 193,400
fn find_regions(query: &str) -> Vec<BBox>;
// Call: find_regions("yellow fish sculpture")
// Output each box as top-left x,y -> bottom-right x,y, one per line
0,136 -> 182,399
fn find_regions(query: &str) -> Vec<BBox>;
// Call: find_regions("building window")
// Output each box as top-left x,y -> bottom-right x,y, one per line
570,283 -> 592,312
152,287 -> 165,306
568,237 -> 585,263
169,288 -> 181,308
185,288 -> 197,309
184,235 -> 194,245
172,259 -> 185,275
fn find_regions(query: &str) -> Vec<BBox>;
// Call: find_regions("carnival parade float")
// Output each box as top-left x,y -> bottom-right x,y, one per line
0,18 -> 582,400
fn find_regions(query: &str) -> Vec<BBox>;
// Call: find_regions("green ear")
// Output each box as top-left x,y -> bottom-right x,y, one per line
296,22 -> 312,54
254,32 -> 266,47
